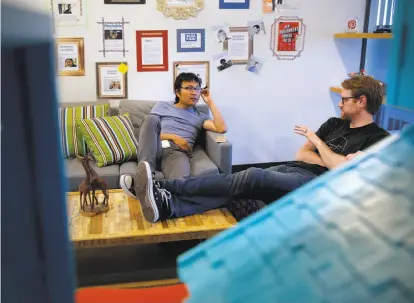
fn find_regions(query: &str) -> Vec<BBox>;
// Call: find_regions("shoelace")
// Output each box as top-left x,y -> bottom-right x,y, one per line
154,181 -> 172,210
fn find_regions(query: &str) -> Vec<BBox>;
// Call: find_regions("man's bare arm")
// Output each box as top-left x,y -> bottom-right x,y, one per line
295,140 -> 326,167
313,140 -> 346,169
294,125 -> 346,170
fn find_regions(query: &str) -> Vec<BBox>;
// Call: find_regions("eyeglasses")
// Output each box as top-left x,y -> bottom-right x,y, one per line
340,96 -> 357,104
181,86 -> 202,92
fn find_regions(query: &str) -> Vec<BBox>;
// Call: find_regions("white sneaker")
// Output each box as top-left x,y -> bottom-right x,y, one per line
119,175 -> 137,198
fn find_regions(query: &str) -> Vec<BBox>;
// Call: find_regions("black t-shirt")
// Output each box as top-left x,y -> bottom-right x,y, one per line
285,117 -> 390,176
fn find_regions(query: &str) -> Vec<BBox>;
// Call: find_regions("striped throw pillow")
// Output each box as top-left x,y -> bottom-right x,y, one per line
59,104 -> 109,159
75,114 -> 139,167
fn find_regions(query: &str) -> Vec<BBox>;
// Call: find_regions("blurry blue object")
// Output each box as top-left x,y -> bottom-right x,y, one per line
381,104 -> 414,131
2,4 -> 76,303
178,125 -> 414,303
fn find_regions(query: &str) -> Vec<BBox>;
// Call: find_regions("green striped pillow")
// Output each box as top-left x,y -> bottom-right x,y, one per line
59,104 -> 109,159
75,113 -> 139,167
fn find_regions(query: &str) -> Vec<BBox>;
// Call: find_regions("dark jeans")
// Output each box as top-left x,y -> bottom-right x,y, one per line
138,114 -> 192,180
162,165 -> 317,217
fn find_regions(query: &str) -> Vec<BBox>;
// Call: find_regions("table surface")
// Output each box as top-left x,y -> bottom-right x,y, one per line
67,190 -> 237,248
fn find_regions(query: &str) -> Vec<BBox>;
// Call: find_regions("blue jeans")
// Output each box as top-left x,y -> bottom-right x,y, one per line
162,165 -> 317,217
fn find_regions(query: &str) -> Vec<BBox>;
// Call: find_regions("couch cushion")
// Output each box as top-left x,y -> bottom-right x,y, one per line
65,159 -> 120,191
75,114 -> 139,167
59,103 -> 109,159
190,147 -> 219,177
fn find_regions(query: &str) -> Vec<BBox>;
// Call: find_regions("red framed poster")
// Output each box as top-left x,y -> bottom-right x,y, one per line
270,16 -> 306,60
277,21 -> 300,51
136,30 -> 169,72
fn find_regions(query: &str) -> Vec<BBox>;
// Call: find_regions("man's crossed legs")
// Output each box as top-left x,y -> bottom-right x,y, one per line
126,161 -> 317,222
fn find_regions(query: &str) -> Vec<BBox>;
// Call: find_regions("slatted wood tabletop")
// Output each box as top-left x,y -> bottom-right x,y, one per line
67,190 -> 237,248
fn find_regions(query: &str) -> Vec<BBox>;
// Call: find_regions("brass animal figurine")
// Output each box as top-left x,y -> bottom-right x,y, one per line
77,154 -> 109,212
78,171 -> 92,210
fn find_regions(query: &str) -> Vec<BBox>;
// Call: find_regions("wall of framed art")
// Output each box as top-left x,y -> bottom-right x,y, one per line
53,0 -> 367,165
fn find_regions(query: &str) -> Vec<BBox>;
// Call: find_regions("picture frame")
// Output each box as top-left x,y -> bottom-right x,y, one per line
104,0 -> 145,3
219,0 -> 249,9
223,27 -> 253,64
136,30 -> 169,72
50,0 -> 87,27
177,29 -> 205,52
156,0 -> 205,20
173,61 -> 210,91
270,16 -> 306,60
55,37 -> 85,76
95,62 -> 128,99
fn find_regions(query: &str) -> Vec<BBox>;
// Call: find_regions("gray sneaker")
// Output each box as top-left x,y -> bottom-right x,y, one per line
120,175 -> 137,199
134,161 -> 172,223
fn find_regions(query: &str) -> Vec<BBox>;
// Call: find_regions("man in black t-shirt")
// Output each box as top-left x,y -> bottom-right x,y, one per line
124,76 -> 390,222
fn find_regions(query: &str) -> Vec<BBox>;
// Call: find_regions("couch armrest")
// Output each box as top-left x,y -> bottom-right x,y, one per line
205,131 -> 232,174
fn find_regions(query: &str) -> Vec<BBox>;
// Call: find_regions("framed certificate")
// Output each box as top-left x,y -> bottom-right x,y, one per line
136,30 -> 169,72
173,61 -> 210,90
157,0 -> 205,20
96,62 -> 128,99
219,0 -> 250,9
55,37 -> 85,76
177,29 -> 205,52
223,27 -> 253,64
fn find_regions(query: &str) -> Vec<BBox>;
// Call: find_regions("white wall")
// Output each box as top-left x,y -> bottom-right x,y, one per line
54,0 -> 365,165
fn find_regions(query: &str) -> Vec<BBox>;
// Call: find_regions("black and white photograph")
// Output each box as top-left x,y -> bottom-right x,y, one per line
245,55 -> 264,75
212,25 -> 231,43
213,52 -> 233,72
52,0 -> 86,26
58,3 -> 73,14
248,20 -> 266,39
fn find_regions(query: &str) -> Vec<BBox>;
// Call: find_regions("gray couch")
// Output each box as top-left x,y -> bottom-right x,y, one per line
62,100 -> 232,192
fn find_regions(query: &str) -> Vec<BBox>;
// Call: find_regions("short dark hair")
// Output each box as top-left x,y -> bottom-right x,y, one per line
253,25 -> 260,29
341,75 -> 384,115
174,72 -> 202,103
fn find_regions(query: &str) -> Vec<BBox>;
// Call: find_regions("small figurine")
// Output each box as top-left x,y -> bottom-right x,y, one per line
77,154 -> 110,216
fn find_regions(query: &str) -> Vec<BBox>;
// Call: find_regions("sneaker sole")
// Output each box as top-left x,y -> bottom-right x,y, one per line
135,162 -> 159,223
119,175 -> 137,199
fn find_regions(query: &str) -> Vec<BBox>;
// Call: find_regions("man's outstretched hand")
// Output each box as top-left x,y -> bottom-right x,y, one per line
294,125 -> 322,146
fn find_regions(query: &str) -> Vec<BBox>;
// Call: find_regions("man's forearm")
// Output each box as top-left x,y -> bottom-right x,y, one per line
160,133 -> 178,141
208,101 -> 227,133
314,141 -> 346,169
296,149 -> 326,166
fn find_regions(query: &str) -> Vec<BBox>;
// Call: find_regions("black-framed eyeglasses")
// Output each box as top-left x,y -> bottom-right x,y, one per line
181,86 -> 202,92
340,96 -> 357,103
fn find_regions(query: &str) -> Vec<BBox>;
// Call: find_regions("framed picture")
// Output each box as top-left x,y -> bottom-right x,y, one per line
173,61 -> 210,90
157,0 -> 205,20
219,0 -> 249,9
270,16 -> 306,60
136,30 -> 169,72
55,37 -> 85,76
177,29 -> 205,52
223,27 -> 253,64
104,0 -> 145,3
50,0 -> 87,27
96,62 -> 128,99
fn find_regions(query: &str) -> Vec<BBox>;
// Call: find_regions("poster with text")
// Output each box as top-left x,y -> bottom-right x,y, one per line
270,16 -> 306,60
104,22 -> 124,52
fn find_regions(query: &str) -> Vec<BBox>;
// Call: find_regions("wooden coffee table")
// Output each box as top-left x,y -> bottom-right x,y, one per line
67,189 -> 237,248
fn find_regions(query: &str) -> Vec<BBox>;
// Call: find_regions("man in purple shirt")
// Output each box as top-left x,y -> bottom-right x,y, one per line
120,72 -> 227,196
